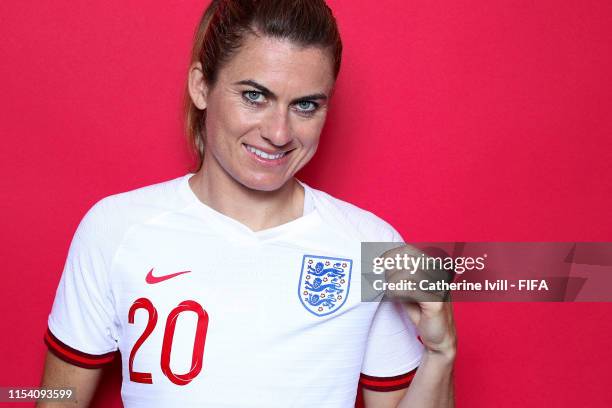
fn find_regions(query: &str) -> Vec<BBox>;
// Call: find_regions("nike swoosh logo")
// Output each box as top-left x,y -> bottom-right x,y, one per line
145,268 -> 191,284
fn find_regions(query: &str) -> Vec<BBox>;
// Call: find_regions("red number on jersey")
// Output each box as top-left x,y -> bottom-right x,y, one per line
128,297 -> 158,384
161,300 -> 209,385
128,298 -> 209,385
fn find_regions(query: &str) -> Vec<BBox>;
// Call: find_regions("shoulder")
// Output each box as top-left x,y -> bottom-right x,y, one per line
303,182 -> 404,242
73,174 -> 191,246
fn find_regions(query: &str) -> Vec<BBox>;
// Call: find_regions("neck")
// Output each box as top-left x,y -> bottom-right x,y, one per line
189,159 -> 305,233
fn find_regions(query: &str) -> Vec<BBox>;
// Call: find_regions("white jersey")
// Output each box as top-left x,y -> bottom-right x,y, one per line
45,173 -> 424,407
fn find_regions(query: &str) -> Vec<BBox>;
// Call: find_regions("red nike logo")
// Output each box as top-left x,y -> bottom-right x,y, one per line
145,268 -> 191,284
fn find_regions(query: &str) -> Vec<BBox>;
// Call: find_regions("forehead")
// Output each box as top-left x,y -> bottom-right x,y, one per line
217,33 -> 335,94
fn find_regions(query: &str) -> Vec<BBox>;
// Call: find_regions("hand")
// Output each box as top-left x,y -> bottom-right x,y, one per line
381,245 -> 457,358
403,300 -> 456,359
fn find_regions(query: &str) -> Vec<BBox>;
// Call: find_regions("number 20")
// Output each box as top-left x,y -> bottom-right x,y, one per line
128,297 -> 209,385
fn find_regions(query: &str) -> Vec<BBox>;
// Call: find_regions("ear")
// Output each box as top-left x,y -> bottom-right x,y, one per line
188,62 -> 209,110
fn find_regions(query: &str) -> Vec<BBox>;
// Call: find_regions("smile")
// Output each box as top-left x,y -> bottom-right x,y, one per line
243,144 -> 289,161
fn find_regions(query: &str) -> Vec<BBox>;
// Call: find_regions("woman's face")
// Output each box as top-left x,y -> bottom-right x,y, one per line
194,34 -> 336,192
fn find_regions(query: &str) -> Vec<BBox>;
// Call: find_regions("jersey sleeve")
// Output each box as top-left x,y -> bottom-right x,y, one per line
358,220 -> 424,391
45,198 -> 120,368
359,300 -> 424,391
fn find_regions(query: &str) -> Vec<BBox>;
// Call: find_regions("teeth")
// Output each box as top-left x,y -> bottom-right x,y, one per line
246,145 -> 286,160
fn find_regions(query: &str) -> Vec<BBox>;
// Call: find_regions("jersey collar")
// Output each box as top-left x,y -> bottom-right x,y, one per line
177,173 -> 321,243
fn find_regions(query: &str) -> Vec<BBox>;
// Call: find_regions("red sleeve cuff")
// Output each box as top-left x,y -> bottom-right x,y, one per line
44,327 -> 116,369
359,367 -> 418,392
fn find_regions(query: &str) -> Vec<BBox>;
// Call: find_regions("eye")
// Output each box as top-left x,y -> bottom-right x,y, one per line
294,101 -> 318,114
242,90 -> 265,104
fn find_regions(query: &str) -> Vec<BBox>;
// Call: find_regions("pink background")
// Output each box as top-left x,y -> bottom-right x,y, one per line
1,0 -> 611,406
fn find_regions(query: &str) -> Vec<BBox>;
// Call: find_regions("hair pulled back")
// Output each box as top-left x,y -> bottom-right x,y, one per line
183,0 -> 342,171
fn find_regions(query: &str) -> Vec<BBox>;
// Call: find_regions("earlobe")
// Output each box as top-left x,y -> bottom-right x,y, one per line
188,62 -> 208,110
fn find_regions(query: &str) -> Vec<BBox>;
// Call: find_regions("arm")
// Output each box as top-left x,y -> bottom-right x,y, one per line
363,301 -> 456,408
40,199 -> 119,407
37,351 -> 103,408
363,244 -> 457,407
395,349 -> 454,408
363,335 -> 455,408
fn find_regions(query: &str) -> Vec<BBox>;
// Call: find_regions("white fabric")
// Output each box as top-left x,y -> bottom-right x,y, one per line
48,173 -> 423,407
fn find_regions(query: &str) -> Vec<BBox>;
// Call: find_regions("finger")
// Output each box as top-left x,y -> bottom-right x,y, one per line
380,245 -> 455,303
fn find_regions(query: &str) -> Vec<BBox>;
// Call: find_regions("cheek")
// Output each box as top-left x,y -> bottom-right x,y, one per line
294,116 -> 327,148
205,98 -> 259,146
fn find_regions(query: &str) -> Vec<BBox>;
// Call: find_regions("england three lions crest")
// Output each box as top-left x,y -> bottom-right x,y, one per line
298,255 -> 352,317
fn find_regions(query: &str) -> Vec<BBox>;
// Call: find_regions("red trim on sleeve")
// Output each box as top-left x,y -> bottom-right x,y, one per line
44,327 -> 116,369
359,367 -> 418,392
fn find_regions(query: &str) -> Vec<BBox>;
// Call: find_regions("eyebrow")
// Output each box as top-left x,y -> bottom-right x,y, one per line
233,79 -> 328,103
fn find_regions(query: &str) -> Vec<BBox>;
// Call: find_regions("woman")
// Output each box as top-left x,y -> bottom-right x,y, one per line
39,1 -> 456,407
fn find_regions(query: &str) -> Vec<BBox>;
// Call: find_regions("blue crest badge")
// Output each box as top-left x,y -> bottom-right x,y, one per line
298,255 -> 352,317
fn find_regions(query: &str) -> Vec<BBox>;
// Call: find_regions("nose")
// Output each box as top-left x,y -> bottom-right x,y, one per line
261,107 -> 292,147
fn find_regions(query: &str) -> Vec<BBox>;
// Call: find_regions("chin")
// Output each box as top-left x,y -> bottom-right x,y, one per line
238,173 -> 290,192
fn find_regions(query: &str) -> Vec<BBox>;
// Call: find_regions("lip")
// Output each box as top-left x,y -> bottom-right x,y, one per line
242,143 -> 293,167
